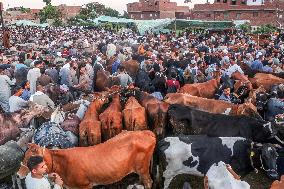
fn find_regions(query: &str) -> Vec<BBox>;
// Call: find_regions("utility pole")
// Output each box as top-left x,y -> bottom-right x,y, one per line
0,2 -> 4,32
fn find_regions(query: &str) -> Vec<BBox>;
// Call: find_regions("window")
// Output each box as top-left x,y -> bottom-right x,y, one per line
253,12 -> 259,17
141,14 -> 143,18
236,13 -> 241,19
241,0 -> 246,4
231,0 -> 236,5
216,0 -> 220,2
223,0 -> 227,3
150,13 -> 153,17
206,14 -> 211,17
224,12 -> 228,18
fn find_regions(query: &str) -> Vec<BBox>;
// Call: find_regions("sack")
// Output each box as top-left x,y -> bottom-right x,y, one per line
34,122 -> 77,149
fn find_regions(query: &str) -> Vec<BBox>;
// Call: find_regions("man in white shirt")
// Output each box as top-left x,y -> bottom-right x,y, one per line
223,57 -> 244,78
25,156 -> 63,189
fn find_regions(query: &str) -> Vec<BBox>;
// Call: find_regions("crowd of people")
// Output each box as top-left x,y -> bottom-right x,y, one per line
0,25 -> 284,189
1,26 -> 284,115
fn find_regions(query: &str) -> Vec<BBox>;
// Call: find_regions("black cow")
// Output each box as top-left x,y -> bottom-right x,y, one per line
168,104 -> 277,143
158,135 -> 279,188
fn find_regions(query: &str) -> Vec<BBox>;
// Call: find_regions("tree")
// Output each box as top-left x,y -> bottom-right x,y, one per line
121,11 -> 130,19
239,23 -> 251,33
254,24 -> 276,34
77,2 -> 123,20
43,0 -> 51,6
39,4 -> 61,24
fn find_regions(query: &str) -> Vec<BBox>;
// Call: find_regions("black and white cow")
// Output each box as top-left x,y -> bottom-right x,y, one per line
168,104 -> 280,143
158,135 -> 279,189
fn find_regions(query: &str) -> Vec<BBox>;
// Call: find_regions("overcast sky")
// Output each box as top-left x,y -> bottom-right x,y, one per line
1,0 -> 213,13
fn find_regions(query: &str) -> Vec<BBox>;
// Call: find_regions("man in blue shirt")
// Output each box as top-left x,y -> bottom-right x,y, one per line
251,52 -> 264,71
111,56 -> 121,74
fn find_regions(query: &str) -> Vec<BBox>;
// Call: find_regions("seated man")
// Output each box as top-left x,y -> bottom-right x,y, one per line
9,85 -> 28,112
25,156 -> 63,189
30,84 -> 55,109
218,87 -> 240,104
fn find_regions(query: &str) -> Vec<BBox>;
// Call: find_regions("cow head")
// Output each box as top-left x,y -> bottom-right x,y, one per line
253,122 -> 277,142
17,143 -> 45,179
249,143 -> 279,179
237,102 -> 263,120
255,92 -> 269,112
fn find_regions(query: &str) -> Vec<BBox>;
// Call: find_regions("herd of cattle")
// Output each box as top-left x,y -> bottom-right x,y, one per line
0,69 -> 284,189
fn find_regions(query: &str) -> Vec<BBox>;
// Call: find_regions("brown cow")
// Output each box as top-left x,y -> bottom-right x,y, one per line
178,78 -> 220,99
134,89 -> 169,138
17,130 -> 156,189
123,96 -> 147,131
250,73 -> 284,91
270,175 -> 284,189
0,103 -> 49,145
99,93 -> 122,141
231,71 -> 253,91
79,97 -> 107,146
164,93 -> 262,119
121,59 -> 139,79
95,70 -> 120,92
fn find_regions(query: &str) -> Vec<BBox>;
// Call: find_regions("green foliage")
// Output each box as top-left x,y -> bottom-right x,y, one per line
19,6 -> 31,13
43,0 -> 51,6
39,4 -> 61,23
76,2 -> 122,21
239,23 -> 251,33
253,24 -> 277,34
121,11 -> 130,19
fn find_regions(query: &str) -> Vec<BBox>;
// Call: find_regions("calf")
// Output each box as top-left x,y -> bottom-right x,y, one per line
135,89 -> 169,138
178,78 -> 219,99
123,96 -> 147,131
99,94 -> 122,141
79,97 -> 107,146
168,104 -> 276,143
18,130 -> 156,189
158,135 -> 279,189
164,93 -> 262,120
204,161 -> 250,189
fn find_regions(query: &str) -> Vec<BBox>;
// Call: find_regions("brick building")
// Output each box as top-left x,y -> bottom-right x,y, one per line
3,8 -> 41,24
127,0 -> 190,20
56,4 -> 81,20
192,0 -> 284,28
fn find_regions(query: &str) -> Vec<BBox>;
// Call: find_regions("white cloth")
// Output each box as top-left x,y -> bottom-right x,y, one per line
106,43 -> 116,59
27,68 -> 41,95
224,64 -> 244,78
29,91 -> 44,101
25,173 -> 61,189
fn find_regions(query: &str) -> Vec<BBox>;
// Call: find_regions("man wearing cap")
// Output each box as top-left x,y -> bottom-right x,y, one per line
251,52 -> 264,71
27,61 -> 42,95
